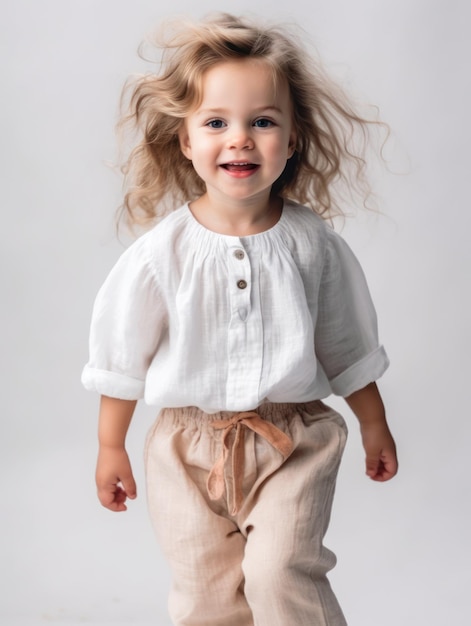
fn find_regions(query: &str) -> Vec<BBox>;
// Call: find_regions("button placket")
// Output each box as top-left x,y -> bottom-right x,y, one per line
224,237 -> 263,408
227,242 -> 251,321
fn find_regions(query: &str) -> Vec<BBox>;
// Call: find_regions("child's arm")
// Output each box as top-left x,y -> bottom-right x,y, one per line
344,382 -> 398,482
95,395 -> 138,511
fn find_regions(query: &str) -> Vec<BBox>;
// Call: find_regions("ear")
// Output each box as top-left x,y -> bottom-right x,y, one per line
178,125 -> 192,160
287,128 -> 297,159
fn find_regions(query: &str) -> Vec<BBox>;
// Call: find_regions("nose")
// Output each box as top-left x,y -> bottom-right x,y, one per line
227,125 -> 254,150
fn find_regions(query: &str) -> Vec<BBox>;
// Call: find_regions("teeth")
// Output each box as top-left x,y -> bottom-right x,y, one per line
227,162 -> 249,166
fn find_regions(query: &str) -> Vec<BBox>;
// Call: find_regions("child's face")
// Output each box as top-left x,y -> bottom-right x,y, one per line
179,59 -> 296,208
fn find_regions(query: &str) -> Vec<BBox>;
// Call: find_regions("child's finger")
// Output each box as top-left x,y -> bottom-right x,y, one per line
120,475 -> 137,500
381,452 -> 399,480
97,484 -> 125,511
367,451 -> 398,482
365,454 -> 381,478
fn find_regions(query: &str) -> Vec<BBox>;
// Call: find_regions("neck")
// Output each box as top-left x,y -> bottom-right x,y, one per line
189,193 -> 282,236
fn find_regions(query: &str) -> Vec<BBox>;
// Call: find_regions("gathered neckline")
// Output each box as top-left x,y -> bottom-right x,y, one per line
184,200 -> 288,240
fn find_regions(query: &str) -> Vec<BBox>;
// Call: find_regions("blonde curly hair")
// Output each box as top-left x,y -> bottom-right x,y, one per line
118,13 -> 386,227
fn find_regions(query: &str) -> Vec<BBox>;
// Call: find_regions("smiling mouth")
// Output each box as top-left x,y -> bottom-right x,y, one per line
221,162 -> 259,172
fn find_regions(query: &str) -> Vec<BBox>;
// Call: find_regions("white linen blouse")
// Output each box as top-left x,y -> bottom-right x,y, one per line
82,200 -> 388,413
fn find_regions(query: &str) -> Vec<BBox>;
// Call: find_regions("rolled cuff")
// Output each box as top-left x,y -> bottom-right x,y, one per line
329,345 -> 389,397
81,366 -> 145,400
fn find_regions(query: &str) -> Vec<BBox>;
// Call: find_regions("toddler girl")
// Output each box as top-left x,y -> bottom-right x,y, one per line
82,13 -> 398,626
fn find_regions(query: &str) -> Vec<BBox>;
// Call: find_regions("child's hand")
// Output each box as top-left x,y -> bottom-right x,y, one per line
360,421 -> 398,482
96,446 -> 137,511
344,383 -> 398,482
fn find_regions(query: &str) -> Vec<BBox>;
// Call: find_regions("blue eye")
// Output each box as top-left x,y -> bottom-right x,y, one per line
253,118 -> 273,128
207,119 -> 226,129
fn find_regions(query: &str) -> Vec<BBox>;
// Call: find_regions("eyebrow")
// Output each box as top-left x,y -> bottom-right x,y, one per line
196,106 -> 283,116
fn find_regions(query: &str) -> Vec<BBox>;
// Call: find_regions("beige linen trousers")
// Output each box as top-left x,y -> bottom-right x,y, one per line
145,400 -> 348,626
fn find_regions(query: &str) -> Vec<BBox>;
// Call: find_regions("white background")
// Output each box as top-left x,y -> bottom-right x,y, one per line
1,1 -> 469,624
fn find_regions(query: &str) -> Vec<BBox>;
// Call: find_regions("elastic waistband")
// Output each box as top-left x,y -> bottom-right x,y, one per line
158,400 -> 332,427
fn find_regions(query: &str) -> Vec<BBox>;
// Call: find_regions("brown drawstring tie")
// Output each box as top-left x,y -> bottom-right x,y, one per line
207,411 -> 294,515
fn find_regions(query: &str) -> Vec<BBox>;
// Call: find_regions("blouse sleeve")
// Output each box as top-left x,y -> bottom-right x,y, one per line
81,238 -> 167,400
314,229 -> 389,397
